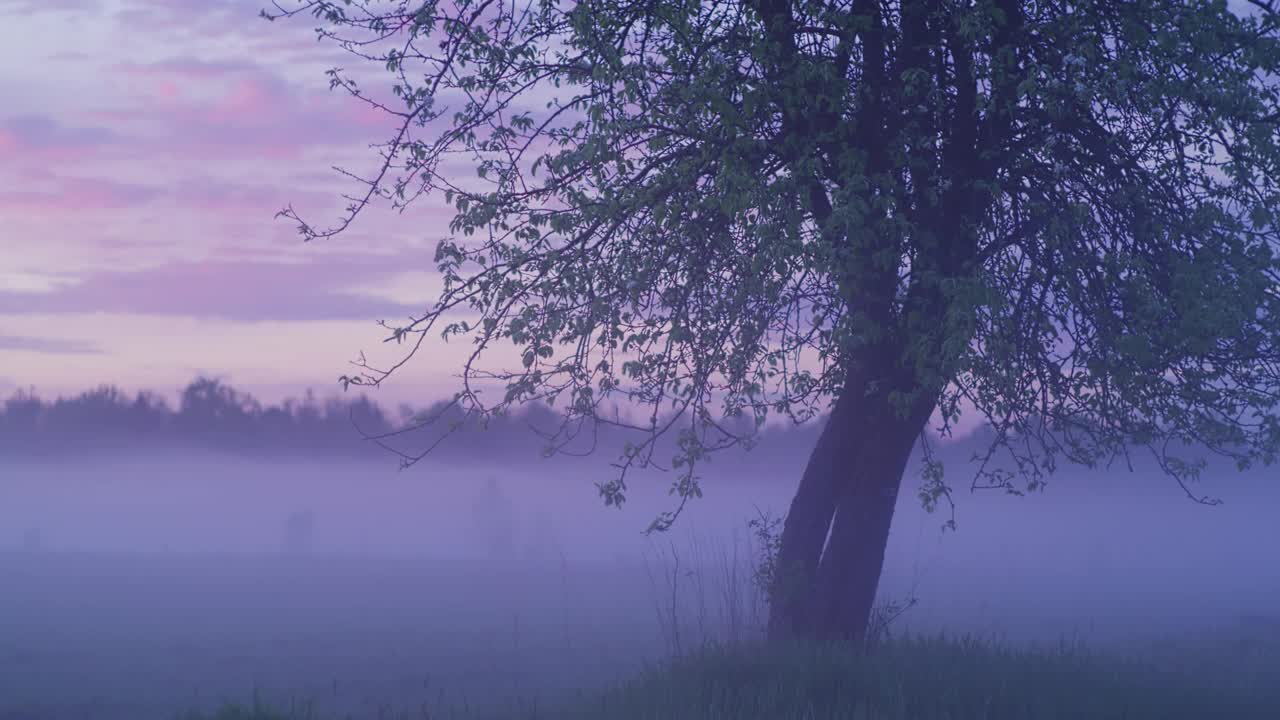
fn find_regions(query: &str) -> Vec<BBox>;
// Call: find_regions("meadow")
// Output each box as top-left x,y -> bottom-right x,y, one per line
6,544 -> 1279,720
2,454 -> 1278,719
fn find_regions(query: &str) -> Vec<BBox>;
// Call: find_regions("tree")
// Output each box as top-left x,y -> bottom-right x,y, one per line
266,0 -> 1280,644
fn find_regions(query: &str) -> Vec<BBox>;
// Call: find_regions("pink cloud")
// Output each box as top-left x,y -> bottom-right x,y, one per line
0,335 -> 101,355
0,114 -> 119,153
0,177 -> 159,212
109,0 -> 376,69
163,176 -> 333,215
0,117 -> 125,175
113,0 -> 275,36
1,0 -> 95,13
156,80 -> 180,99
0,254 -> 435,322
0,0 -> 456,399
91,56 -> 395,162
224,77 -> 271,114
114,57 -> 260,81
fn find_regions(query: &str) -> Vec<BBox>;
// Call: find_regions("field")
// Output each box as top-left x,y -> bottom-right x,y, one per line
3,456 -> 1279,719
3,547 -> 1279,719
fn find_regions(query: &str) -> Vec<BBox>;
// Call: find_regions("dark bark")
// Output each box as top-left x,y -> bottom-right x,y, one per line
811,394 -> 936,643
765,380 -> 867,638
766,369 -> 937,645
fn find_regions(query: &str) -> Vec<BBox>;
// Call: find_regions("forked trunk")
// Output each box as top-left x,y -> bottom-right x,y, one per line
765,383 -> 864,638
767,377 -> 935,645
811,397 -> 933,642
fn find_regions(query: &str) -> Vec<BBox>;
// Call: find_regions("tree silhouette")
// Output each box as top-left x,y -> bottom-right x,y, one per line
0,378 -> 402,456
270,0 -> 1280,644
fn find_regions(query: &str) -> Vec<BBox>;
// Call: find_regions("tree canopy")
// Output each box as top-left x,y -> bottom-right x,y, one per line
267,0 -> 1280,528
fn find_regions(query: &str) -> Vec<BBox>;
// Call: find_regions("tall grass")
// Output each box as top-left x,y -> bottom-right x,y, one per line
177,629 -> 1280,720
518,633 -> 1280,720
173,526 -> 1280,720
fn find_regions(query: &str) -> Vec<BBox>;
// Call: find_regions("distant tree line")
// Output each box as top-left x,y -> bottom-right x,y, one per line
0,377 -> 826,464
0,377 -> 548,459
4,378 -> 1030,476
7,377 -> 1212,505
0,378 -> 376,457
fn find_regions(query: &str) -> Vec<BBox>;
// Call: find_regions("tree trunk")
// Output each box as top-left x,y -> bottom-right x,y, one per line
765,383 -> 867,639
767,375 -> 936,645
811,395 -> 935,643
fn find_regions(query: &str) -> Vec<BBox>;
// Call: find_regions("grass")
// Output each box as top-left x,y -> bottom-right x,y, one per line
562,635 -> 1278,720
175,694 -> 315,720
176,628 -> 1280,720
10,521 -> 1277,719
170,523 -> 1280,719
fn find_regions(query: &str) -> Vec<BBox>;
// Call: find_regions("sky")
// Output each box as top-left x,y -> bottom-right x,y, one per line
0,0 -> 469,404
0,0 -> 1001,448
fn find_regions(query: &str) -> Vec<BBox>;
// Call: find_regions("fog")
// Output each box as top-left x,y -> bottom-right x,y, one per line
2,442 -> 1278,718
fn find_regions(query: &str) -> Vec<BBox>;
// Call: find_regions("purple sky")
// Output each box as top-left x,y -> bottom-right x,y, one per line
0,0 -> 471,404
0,1 -> 989,439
